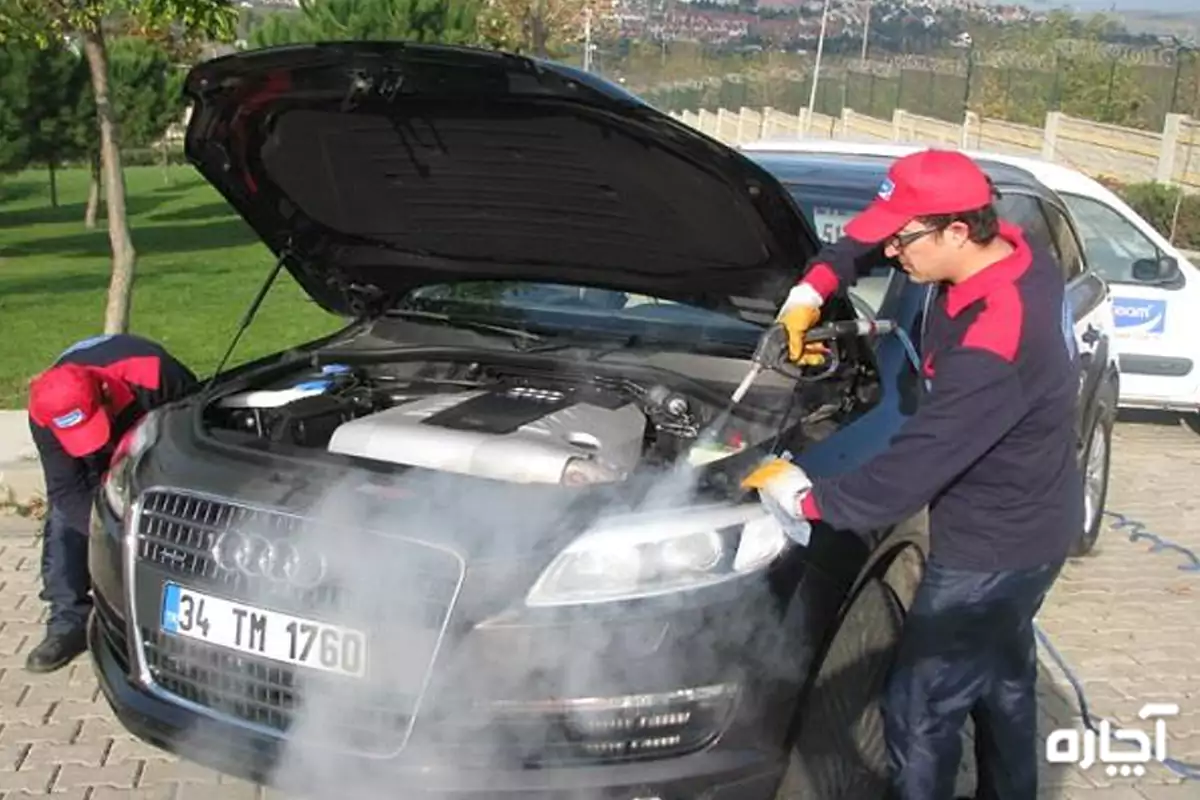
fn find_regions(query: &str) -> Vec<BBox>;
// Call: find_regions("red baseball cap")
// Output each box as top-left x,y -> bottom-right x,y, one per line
28,363 -> 112,457
845,149 -> 995,244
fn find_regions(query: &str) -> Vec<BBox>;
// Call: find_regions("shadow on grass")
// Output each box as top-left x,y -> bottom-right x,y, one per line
0,260 -> 241,302
0,193 -> 180,228
0,179 -> 42,206
151,181 -> 200,195
148,201 -> 237,223
0,217 -> 261,261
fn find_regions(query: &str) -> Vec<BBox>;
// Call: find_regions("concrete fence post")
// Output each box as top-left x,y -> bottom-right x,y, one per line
761,106 -> 773,140
962,111 -> 979,150
892,109 -> 906,141
1158,114 -> 1185,184
716,108 -> 730,143
1042,111 -> 1063,161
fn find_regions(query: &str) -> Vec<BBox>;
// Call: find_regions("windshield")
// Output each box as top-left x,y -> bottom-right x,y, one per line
396,281 -> 765,351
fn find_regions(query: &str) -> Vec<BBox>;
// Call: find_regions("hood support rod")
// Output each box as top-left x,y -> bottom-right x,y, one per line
202,250 -> 290,395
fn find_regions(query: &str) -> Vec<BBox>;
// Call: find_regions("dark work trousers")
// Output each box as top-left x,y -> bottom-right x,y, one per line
882,555 -> 1065,800
40,511 -> 93,634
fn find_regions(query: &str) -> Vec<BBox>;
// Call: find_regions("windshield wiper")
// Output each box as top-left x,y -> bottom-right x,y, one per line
387,309 -> 546,346
520,332 -> 750,359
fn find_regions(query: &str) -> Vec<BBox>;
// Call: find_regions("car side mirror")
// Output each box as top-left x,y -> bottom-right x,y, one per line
1132,255 -> 1180,284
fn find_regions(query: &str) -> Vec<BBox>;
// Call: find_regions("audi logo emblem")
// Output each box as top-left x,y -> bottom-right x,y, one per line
210,532 -> 328,589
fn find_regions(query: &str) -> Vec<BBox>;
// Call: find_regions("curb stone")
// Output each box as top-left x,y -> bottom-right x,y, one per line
0,466 -> 46,517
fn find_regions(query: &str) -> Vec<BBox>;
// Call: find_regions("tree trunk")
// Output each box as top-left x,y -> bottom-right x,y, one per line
532,17 -> 548,58
48,162 -> 58,208
81,25 -> 137,335
532,0 -> 548,58
85,153 -> 102,229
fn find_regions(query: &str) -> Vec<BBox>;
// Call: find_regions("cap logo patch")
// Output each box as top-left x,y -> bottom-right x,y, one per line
52,409 -> 86,429
878,178 -> 895,201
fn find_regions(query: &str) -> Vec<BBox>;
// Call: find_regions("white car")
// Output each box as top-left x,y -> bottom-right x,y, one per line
741,138 -> 1200,420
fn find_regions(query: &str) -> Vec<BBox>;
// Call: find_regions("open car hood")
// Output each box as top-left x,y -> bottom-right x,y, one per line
181,42 -> 821,320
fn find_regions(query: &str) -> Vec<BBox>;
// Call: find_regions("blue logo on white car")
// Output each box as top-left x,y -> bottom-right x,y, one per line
1112,297 -> 1166,335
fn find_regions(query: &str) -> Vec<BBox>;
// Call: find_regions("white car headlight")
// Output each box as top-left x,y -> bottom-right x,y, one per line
101,409 -> 163,520
526,503 -> 790,607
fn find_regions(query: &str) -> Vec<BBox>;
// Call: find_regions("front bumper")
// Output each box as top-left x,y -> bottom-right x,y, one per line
88,488 -> 814,799
1117,395 -> 1200,414
89,612 -> 786,798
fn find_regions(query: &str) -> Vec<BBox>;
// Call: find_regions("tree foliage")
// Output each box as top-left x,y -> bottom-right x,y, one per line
97,36 -> 187,150
0,39 -> 91,194
477,0 -> 611,59
965,11 -> 1151,127
0,0 -> 239,49
248,0 -> 482,49
0,0 -> 240,335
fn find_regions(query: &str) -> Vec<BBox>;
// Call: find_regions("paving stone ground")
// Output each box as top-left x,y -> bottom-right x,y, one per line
0,415 -> 1198,799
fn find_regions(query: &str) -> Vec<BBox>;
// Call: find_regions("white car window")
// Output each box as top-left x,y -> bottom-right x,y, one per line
1060,193 -> 1159,283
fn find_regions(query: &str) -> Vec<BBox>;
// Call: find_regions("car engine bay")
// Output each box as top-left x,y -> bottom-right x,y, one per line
200,351 -> 867,486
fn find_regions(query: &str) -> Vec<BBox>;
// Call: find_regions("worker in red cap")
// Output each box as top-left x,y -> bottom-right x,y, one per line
25,334 -> 197,673
744,149 -> 1082,799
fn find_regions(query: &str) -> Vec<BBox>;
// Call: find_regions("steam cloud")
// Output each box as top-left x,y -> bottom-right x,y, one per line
162,283 -> 812,798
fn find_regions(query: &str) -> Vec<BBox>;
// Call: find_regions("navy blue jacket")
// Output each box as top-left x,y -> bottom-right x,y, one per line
800,223 -> 1084,571
29,334 -> 197,538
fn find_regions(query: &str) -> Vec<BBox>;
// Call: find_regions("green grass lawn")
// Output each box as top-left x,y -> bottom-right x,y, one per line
0,165 -> 344,410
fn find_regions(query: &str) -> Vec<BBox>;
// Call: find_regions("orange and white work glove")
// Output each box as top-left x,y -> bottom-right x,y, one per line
741,457 -> 813,521
775,283 -> 828,366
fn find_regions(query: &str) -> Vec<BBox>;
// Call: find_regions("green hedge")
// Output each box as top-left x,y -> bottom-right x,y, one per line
1097,178 -> 1200,252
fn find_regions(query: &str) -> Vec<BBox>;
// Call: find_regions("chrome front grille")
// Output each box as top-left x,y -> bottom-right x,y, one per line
136,490 -> 338,607
140,627 -> 414,753
131,488 -> 464,756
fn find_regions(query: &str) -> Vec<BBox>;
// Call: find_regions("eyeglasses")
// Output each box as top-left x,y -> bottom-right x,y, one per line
888,226 -> 939,250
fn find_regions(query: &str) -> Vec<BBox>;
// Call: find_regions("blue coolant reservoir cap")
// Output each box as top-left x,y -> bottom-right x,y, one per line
291,379 -> 333,392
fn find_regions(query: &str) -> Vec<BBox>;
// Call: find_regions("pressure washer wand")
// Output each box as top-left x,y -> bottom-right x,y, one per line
730,363 -> 764,405
692,317 -> 897,456
729,317 -> 897,405
729,323 -> 785,405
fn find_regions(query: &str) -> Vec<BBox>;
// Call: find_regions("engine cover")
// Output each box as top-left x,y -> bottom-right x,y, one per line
325,385 -> 646,484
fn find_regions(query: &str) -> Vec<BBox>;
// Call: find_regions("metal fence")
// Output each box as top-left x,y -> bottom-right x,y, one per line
639,51 -> 1200,135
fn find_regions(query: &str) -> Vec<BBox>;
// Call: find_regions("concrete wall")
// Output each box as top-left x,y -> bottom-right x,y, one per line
672,106 -> 1200,192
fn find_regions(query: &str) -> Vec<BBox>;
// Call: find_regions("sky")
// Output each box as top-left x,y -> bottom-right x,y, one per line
1028,0 -> 1196,11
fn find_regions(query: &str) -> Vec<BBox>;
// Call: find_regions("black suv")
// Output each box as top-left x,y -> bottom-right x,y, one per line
87,43 -> 1114,800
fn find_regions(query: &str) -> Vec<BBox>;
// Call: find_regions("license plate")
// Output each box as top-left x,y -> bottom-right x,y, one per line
160,583 -> 367,678
812,207 -> 855,244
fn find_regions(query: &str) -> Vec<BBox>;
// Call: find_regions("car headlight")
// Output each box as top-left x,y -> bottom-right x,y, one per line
561,456 -> 623,486
101,409 -> 162,521
526,503 -> 790,607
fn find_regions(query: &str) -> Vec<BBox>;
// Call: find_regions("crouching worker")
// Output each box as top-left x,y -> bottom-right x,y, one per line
744,149 -> 1082,800
25,334 -> 198,673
